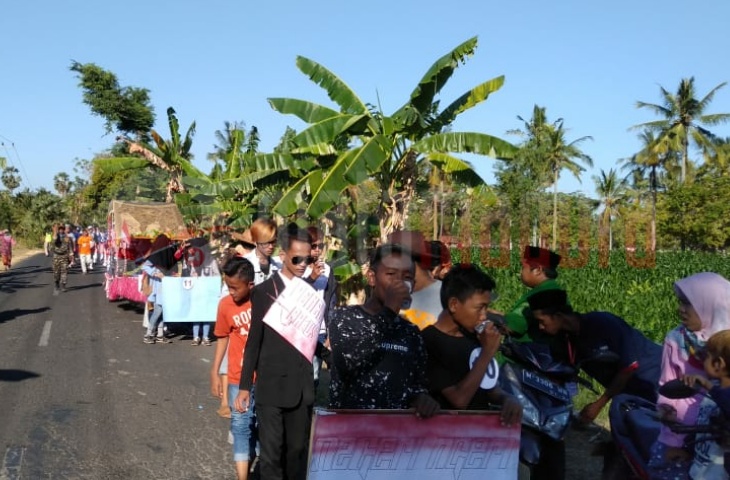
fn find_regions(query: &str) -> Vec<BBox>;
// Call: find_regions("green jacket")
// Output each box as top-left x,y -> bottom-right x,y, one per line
504,279 -> 563,343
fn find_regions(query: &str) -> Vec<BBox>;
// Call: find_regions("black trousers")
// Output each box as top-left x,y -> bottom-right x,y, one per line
257,400 -> 313,480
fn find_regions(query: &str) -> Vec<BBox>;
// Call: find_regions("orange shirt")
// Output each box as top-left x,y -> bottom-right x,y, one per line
214,295 -> 252,385
78,236 -> 92,255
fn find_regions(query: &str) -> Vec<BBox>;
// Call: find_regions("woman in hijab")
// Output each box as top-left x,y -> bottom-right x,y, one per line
647,272 -> 730,479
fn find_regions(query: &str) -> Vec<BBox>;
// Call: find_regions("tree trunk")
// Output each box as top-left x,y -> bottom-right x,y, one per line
432,182 -> 438,240
651,188 -> 657,252
608,217 -> 613,251
439,178 -> 445,239
681,135 -> 689,184
552,168 -> 559,250
378,152 -> 417,243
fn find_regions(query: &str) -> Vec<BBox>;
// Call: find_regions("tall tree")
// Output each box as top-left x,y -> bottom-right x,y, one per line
70,61 -> 155,141
267,37 -> 516,242
592,168 -> 627,250
547,124 -> 592,249
1,166 -> 21,192
620,130 -> 676,250
634,77 -> 730,183
509,106 -> 592,249
53,172 -> 71,198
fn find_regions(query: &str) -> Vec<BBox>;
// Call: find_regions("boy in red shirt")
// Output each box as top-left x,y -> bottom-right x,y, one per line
210,257 -> 257,480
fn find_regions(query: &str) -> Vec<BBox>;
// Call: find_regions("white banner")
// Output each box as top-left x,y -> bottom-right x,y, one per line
262,277 -> 325,363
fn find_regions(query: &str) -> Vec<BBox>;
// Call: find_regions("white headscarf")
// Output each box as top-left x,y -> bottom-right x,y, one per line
675,272 -> 730,341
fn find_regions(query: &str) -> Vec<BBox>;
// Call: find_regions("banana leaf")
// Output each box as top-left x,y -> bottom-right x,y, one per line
291,114 -> 370,148
393,37 -> 478,124
434,76 -> 505,128
296,56 -> 369,115
413,132 -> 517,159
306,135 -> 391,218
273,170 -> 323,216
267,98 -> 340,124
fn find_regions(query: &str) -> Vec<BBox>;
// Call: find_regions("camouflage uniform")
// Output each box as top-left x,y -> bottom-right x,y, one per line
52,235 -> 73,290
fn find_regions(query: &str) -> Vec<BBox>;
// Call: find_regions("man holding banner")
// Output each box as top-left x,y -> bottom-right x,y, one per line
235,224 -> 324,480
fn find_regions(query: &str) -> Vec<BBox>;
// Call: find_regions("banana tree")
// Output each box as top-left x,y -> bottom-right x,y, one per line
96,107 -> 206,202
267,37 -> 517,243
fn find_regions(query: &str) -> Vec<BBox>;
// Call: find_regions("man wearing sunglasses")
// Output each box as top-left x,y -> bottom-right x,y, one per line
235,224 -> 325,480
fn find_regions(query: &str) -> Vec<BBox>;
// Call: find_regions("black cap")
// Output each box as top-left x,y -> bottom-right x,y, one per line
527,289 -> 568,311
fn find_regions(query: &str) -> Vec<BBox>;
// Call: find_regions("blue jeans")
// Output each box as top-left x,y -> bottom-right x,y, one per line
228,384 -> 258,462
146,303 -> 163,337
192,323 -> 211,339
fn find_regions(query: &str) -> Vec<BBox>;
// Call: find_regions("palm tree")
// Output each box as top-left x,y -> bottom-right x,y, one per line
97,107 -> 206,202
511,106 -> 592,249
53,172 -> 71,198
592,168 -> 627,250
544,122 -> 593,249
620,130 -> 675,250
634,77 -> 730,184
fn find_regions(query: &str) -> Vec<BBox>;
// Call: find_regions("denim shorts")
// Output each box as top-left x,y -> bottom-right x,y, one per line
228,384 -> 258,462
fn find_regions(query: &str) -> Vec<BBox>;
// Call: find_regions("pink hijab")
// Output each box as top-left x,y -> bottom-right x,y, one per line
674,272 -> 730,341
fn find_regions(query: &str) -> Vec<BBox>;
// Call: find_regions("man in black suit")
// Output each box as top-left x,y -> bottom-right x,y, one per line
235,224 -> 324,480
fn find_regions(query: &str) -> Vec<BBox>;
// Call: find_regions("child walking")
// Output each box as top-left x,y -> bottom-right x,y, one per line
210,257 -> 257,480
648,272 -> 730,479
682,330 -> 730,479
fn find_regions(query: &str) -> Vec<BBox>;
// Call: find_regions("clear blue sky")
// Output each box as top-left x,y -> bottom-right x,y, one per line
2,0 -> 729,198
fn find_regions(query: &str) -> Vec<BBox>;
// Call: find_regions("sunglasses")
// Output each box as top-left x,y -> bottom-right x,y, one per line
291,255 -> 317,266
311,243 -> 325,249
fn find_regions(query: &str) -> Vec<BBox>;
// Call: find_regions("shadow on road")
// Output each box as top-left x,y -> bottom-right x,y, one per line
0,369 -> 41,382
0,263 -> 51,294
0,307 -> 51,325
116,302 -> 145,314
66,282 -> 104,292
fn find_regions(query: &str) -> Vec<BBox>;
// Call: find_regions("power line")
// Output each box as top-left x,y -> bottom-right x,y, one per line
0,133 -> 33,189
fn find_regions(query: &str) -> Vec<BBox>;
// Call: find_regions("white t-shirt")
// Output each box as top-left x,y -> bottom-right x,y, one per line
244,250 -> 282,286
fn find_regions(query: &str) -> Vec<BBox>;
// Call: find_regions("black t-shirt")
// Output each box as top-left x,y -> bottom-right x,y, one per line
422,326 -> 498,410
572,311 -> 661,401
328,306 -> 428,410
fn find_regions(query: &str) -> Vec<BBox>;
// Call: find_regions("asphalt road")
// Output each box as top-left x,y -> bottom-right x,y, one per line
0,254 -> 234,479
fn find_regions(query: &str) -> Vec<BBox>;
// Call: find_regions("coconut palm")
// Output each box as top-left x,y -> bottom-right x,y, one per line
593,168 -> 627,250
543,122 -> 593,249
620,130 -> 678,250
634,77 -> 730,184
510,106 -> 592,249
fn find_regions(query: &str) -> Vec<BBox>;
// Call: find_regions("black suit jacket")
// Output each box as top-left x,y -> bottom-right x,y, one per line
240,274 -> 315,409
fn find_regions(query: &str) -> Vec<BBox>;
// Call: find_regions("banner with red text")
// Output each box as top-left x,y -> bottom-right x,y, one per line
308,410 -> 520,480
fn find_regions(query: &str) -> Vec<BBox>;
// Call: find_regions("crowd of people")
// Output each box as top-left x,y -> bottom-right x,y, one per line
35,217 -> 730,480
186,223 -> 730,480
47,223 -> 109,293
